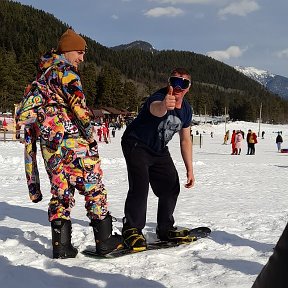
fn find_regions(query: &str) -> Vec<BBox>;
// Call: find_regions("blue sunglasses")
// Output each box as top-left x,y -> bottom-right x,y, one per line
168,76 -> 191,90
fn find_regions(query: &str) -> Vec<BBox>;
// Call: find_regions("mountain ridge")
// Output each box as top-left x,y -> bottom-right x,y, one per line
1,0 -> 288,122
110,40 -> 157,53
234,66 -> 288,100
111,41 -> 288,101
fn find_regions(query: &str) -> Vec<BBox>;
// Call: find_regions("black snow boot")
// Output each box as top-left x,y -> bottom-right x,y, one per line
51,219 -> 78,259
252,222 -> 288,288
156,226 -> 193,243
90,214 -> 123,255
122,227 -> 147,251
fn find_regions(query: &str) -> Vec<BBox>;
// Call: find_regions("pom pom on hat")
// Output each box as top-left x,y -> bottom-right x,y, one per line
57,28 -> 87,52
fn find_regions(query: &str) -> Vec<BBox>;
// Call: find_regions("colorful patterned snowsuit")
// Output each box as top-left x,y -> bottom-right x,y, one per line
19,51 -> 108,221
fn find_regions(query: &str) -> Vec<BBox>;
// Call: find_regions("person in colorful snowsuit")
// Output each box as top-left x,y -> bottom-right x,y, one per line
16,28 -> 122,258
121,67 -> 195,251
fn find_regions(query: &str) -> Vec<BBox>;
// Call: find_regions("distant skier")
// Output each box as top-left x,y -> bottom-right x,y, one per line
223,130 -> 229,145
261,130 -> 265,139
276,132 -> 283,152
112,127 -> 116,138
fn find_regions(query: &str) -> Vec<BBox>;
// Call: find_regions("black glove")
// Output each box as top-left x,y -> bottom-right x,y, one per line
29,184 -> 42,203
89,140 -> 98,149
16,132 -> 20,139
32,193 -> 43,203
88,140 -> 99,156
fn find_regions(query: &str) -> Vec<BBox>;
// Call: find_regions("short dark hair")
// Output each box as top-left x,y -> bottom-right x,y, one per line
171,67 -> 191,78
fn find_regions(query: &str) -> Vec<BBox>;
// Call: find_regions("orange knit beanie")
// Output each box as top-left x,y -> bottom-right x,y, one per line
57,28 -> 87,52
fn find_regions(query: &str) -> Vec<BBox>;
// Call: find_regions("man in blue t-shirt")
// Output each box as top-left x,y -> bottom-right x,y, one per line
121,67 -> 195,251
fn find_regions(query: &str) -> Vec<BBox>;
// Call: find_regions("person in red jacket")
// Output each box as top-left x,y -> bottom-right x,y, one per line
247,129 -> 258,155
230,130 -> 236,155
97,127 -> 102,142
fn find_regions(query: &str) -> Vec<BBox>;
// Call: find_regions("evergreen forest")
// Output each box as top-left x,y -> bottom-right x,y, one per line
1,0 -> 288,123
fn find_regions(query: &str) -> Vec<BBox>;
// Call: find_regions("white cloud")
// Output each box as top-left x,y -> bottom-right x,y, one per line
148,0 -> 213,3
111,14 -> 119,20
276,49 -> 288,59
144,6 -> 184,17
218,0 -> 260,18
207,46 -> 247,61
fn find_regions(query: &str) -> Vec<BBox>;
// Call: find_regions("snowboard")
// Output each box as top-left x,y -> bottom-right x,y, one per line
82,226 -> 211,259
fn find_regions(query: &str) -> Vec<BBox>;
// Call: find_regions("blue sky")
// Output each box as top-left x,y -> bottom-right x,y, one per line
14,0 -> 288,77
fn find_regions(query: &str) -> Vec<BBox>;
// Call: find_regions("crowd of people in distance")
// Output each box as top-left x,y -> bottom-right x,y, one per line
92,119 -> 129,143
222,129 -> 285,155
224,129 -> 258,155
95,122 -> 111,143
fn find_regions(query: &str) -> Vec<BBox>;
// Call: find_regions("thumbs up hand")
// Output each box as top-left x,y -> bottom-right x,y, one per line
164,86 -> 176,110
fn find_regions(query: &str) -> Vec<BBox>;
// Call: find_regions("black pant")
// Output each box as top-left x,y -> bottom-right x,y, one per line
247,143 -> 255,155
252,222 -> 288,288
121,138 -> 180,231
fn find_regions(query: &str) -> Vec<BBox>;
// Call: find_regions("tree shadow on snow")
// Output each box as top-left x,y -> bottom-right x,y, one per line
196,230 -> 272,275
0,202 -> 93,257
0,225 -> 51,257
198,256 -> 263,275
211,230 -> 274,253
0,255 -> 167,288
0,201 -> 87,227
50,260 -> 167,288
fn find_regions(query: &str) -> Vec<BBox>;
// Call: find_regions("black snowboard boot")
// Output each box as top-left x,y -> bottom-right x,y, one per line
122,227 -> 147,251
90,214 -> 123,255
51,219 -> 78,259
156,226 -> 192,243
252,222 -> 288,288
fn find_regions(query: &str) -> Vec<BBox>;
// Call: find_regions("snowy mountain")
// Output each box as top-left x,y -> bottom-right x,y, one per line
235,66 -> 288,100
110,40 -> 157,53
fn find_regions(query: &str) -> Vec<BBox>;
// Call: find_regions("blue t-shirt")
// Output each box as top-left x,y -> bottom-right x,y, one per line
123,87 -> 192,152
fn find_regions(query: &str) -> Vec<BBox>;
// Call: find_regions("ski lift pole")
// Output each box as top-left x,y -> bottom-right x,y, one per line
224,106 -> 227,136
258,102 -> 262,137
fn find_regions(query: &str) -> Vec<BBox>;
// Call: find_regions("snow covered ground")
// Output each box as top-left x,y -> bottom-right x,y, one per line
0,121 -> 287,288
